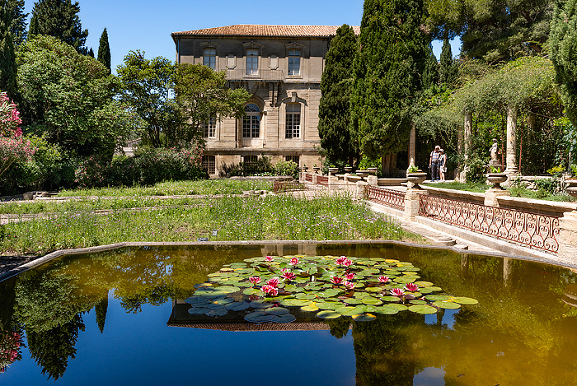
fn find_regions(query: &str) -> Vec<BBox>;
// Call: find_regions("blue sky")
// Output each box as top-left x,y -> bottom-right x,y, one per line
23,0 -> 460,73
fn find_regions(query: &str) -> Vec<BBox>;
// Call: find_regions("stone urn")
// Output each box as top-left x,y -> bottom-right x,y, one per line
367,167 -> 378,175
328,167 -> 339,176
487,172 -> 508,190
356,170 -> 369,180
406,172 -> 427,189
344,166 -> 353,173
313,166 -> 321,174
566,179 -> 577,199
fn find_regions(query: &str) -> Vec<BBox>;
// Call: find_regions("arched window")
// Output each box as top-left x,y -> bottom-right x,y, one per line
285,103 -> 301,139
243,104 -> 260,138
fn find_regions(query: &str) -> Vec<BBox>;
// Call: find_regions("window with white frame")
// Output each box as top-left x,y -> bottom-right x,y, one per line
203,47 -> 216,70
243,104 -> 260,138
285,103 -> 301,139
202,117 -> 216,138
288,49 -> 301,76
246,48 -> 259,75
285,155 -> 299,165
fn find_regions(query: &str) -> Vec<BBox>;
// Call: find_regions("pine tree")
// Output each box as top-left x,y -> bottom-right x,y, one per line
0,0 -> 18,98
439,38 -> 457,87
97,28 -> 111,72
318,24 -> 359,166
550,0 -> 577,128
351,0 -> 429,160
29,0 -> 88,54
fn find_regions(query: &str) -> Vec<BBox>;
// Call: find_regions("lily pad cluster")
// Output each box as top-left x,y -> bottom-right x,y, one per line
185,255 -> 478,323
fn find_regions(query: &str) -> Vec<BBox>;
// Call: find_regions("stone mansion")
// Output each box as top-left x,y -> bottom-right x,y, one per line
171,25 -> 359,176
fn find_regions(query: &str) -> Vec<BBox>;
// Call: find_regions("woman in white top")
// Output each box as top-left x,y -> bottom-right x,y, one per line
439,149 -> 447,182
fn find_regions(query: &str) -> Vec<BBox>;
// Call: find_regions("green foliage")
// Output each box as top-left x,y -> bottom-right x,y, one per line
17,35 -> 135,159
222,156 -> 273,177
439,38 -> 457,87
272,160 -> 299,179
551,0 -> 577,129
351,0 -> 428,159
0,0 -> 18,99
29,0 -> 88,55
318,24 -> 359,165
173,63 -> 249,148
97,28 -> 111,72
422,44 -> 440,90
2,0 -> 26,46
571,164 -> 577,177
466,155 -> 488,183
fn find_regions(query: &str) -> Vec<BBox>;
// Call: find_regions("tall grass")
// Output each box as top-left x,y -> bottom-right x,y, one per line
0,195 -> 417,255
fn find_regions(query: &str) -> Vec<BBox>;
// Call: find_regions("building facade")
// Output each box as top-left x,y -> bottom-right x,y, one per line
172,25 -> 359,176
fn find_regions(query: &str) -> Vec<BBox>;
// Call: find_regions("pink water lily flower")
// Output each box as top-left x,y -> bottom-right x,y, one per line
336,256 -> 347,265
249,276 -> 261,285
289,257 -> 299,266
265,255 -> 274,262
342,258 -> 353,267
378,276 -> 390,283
405,283 -> 419,292
261,285 -> 278,297
331,276 -> 343,285
344,281 -> 355,290
267,277 -> 280,287
390,288 -> 405,297
282,271 -> 296,281
345,272 -> 356,281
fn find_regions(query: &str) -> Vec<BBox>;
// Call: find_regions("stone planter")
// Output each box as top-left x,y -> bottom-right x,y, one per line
566,179 -> 577,199
313,166 -> 321,174
347,175 -> 361,183
328,167 -> 338,176
367,167 -> 378,175
357,170 -> 369,180
406,172 -> 426,189
344,166 -> 353,173
487,173 -> 508,190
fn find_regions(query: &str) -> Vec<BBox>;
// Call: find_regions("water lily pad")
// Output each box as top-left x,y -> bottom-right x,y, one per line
408,305 -> 437,314
264,307 -> 290,315
352,313 -> 376,321
316,301 -> 344,310
280,298 -> 311,307
187,307 -> 209,315
362,297 -> 383,306
374,305 -> 400,315
381,296 -> 402,303
394,276 -> 417,284
414,281 -> 434,287
301,304 -> 319,312
225,302 -> 251,311
317,310 -> 341,319
409,299 -> 427,305
425,294 -> 451,301
336,306 -> 360,316
387,303 -> 408,311
451,297 -> 479,305
343,298 -> 362,305
206,309 -> 228,317
273,314 -> 297,323
250,300 -> 272,309
433,301 -> 461,309
365,287 -> 383,293
243,288 -> 261,296
245,312 -> 276,323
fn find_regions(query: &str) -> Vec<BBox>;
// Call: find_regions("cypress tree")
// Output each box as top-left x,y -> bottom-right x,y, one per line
0,0 -> 18,98
318,24 -> 359,166
550,0 -> 577,128
29,0 -> 88,54
97,28 -> 111,72
439,38 -> 457,87
422,43 -> 440,90
351,0 -> 429,160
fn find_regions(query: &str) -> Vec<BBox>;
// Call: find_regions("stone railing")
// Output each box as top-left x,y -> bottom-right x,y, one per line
300,170 -> 577,263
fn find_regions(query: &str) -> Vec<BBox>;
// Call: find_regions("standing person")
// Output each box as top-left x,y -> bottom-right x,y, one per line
439,148 -> 447,181
429,145 -> 441,181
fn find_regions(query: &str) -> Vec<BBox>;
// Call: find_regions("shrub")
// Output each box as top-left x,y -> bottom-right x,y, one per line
135,147 -> 207,185
273,160 -> 299,179
466,155 -> 487,183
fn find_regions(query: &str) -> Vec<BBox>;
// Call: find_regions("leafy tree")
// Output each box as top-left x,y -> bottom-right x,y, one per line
2,0 -> 26,46
351,0 -> 428,161
97,28 -> 111,72
318,24 -> 359,166
29,0 -> 88,54
439,38 -> 457,87
174,63 -> 249,148
0,1 -> 17,98
550,0 -> 577,129
17,35 -> 134,159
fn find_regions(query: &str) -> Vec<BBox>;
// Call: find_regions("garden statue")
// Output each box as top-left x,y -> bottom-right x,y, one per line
489,139 -> 502,171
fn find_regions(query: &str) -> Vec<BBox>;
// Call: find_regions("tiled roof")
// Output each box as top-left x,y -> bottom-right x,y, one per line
172,25 -> 361,39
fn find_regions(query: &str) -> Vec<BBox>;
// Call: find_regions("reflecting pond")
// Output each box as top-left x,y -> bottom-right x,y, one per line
1,243 -> 577,385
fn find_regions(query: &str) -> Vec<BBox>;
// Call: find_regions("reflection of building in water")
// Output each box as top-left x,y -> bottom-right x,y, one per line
167,299 -> 330,331
562,283 -> 577,307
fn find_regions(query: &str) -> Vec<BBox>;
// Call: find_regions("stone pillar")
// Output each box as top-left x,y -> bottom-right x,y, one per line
505,105 -> 519,177
484,189 -> 510,207
462,111 -> 473,182
456,124 -> 464,181
558,212 -> 577,265
356,180 -> 368,200
404,189 -> 427,220
408,123 -> 417,168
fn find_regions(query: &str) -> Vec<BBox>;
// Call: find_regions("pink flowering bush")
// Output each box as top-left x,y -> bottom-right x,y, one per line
0,330 -> 22,374
0,92 -> 36,181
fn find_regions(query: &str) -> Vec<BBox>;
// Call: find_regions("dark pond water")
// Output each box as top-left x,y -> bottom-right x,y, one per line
1,242 -> 577,385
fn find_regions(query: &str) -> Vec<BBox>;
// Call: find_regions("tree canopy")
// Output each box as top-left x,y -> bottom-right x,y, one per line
17,35 -> 134,158
351,0 -> 428,159
0,0 -> 18,98
318,24 -> 359,166
29,0 -> 88,55
97,28 -> 111,72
